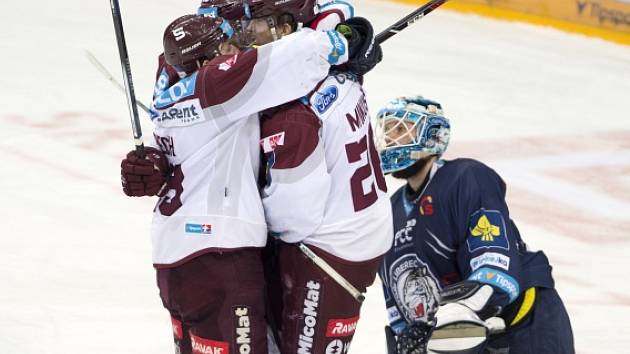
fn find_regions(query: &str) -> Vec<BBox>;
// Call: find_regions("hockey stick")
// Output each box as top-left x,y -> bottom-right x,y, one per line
298,243 -> 365,303
376,0 -> 449,44
109,0 -> 145,158
96,0 -> 447,119
85,50 -> 151,115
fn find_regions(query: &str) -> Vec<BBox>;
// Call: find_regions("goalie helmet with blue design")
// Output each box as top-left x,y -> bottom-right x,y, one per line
375,96 -> 451,174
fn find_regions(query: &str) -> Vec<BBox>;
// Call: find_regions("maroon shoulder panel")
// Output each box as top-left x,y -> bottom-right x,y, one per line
261,102 -> 321,170
156,53 -> 180,86
198,49 -> 258,107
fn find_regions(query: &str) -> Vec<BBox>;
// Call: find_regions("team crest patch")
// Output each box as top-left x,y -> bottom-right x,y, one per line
260,132 -> 285,153
419,196 -> 433,216
466,209 -> 509,252
388,254 -> 440,324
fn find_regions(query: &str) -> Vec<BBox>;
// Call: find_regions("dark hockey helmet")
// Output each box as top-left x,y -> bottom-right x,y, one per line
163,14 -> 234,73
246,0 -> 319,25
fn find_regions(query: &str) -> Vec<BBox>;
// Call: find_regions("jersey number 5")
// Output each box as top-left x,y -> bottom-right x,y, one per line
345,128 -> 387,212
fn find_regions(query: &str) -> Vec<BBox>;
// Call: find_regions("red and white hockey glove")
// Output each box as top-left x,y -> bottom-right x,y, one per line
120,147 -> 169,197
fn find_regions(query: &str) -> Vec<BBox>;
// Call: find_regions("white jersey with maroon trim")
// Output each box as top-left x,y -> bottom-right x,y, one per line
261,72 -> 393,262
311,0 -> 354,31
149,29 -> 348,267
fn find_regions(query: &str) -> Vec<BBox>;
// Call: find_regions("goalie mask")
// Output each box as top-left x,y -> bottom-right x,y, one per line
375,96 -> 451,174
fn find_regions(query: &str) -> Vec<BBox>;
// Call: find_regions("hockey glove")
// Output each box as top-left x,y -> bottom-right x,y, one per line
427,281 -> 506,354
395,322 -> 433,354
121,147 -> 169,197
336,17 -> 383,76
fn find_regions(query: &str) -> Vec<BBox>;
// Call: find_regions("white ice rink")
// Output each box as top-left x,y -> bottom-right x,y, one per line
1,0 -> 630,353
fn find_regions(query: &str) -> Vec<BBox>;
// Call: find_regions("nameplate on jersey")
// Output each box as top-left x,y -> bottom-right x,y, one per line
153,72 -> 198,110
466,208 -> 509,253
153,99 -> 205,128
312,85 -> 338,114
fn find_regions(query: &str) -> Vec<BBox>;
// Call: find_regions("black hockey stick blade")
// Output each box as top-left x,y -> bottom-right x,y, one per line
376,0 -> 449,44
109,0 -> 145,158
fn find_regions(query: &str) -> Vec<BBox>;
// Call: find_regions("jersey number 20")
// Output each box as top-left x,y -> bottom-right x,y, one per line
345,127 -> 387,212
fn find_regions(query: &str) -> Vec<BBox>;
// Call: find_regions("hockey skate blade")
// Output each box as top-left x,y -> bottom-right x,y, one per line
427,323 -> 487,354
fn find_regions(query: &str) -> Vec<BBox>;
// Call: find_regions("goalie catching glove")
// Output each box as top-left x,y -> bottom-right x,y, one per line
121,147 -> 170,197
427,281 -> 506,354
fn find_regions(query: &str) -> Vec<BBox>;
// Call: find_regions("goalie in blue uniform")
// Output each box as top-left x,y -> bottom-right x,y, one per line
374,96 -> 575,354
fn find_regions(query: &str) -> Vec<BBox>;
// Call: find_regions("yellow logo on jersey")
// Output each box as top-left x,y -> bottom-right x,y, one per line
471,215 -> 501,242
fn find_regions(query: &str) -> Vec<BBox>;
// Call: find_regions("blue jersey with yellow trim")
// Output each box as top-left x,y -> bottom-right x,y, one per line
379,158 -> 555,334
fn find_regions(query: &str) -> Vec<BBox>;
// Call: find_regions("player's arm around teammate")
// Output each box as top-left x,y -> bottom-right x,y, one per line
247,2 -> 393,353
118,7 -> 354,353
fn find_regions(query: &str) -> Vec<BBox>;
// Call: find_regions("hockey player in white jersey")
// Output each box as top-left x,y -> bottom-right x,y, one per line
119,11 -> 354,354
245,2 -> 394,352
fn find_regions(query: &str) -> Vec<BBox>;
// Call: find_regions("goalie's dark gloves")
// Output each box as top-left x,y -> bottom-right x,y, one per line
336,17 -> 383,76
121,147 -> 169,197
396,322 -> 433,354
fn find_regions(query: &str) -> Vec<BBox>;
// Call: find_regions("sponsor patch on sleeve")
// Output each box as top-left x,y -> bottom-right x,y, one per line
469,252 -> 510,272
466,208 -> 509,252
468,267 -> 520,302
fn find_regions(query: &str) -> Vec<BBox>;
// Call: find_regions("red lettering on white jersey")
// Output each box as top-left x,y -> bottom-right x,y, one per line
325,316 -> 360,337
190,334 -> 229,354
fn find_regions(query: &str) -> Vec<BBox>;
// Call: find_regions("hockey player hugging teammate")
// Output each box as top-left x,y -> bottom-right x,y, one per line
119,0 -> 386,353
